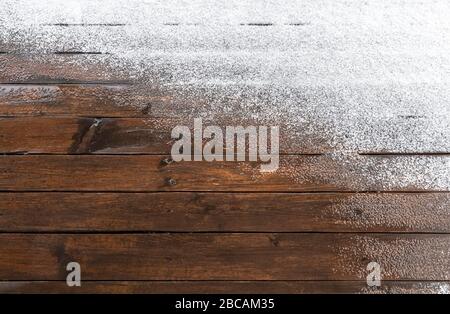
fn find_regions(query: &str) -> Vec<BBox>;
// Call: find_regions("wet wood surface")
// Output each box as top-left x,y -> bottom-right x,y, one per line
0,234 -> 449,280
1,116 -> 449,154
1,281 -> 449,294
0,155 -> 448,192
1,192 -> 449,233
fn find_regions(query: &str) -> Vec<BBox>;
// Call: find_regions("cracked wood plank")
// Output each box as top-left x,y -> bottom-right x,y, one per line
1,116 -> 449,154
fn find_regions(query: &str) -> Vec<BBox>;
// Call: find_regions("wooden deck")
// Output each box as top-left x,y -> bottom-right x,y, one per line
0,0 -> 449,293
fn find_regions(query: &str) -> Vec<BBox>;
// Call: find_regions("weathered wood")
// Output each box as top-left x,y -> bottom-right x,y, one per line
2,0 -> 448,27
2,23 -> 446,53
1,116 -> 449,154
0,117 -> 176,154
0,84 -> 161,117
1,192 -> 449,233
1,280 -> 448,294
1,52 -> 449,91
0,233 -> 448,280
0,55 -> 128,84
0,116 -> 324,154
0,155 -> 448,192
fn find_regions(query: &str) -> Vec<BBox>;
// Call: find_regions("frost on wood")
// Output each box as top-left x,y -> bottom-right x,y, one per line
334,235 -> 450,280
0,0 -> 449,188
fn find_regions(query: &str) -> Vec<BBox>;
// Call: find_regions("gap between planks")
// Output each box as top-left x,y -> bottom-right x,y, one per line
0,231 -> 449,235
2,280 -> 447,294
0,81 -> 132,85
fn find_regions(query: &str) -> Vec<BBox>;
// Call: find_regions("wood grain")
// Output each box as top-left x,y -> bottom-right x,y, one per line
0,55 -> 127,84
0,155 -> 448,192
2,0 -> 447,28
0,84 -> 157,117
1,192 -> 449,233
0,233 -> 449,281
1,280 -> 448,294
0,117 -> 176,154
0,116 -> 323,154
1,116 -> 449,154
2,22 -> 446,53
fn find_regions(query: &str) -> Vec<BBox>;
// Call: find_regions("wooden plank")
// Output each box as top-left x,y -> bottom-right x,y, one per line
0,84 -> 162,117
3,24 -> 447,54
1,280 -> 449,294
0,155 -> 448,192
1,0 -> 447,27
1,79 -> 448,154
0,117 -> 176,154
1,116 -> 449,154
1,1 -> 448,59
0,234 -> 449,280
1,51 -> 448,87
1,83 -> 449,122
0,55 -> 128,84
1,192 -> 449,233
0,116 -> 324,154
0,55 -> 448,154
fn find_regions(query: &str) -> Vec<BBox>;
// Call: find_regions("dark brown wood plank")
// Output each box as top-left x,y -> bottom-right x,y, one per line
0,116 -> 324,154
1,57 -> 449,154
1,116 -> 449,154
0,84 -> 161,117
1,192 -> 449,233
2,23 -> 443,54
0,117 -> 177,154
0,55 -> 128,84
0,234 -> 449,280
0,155 -> 448,192
1,280 -> 448,294
1,1 -> 447,31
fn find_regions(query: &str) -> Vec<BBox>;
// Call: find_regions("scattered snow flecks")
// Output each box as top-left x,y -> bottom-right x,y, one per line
0,1 -> 449,189
361,282 -> 450,294
334,235 -> 450,280
244,153 -> 450,191
329,193 -> 450,231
